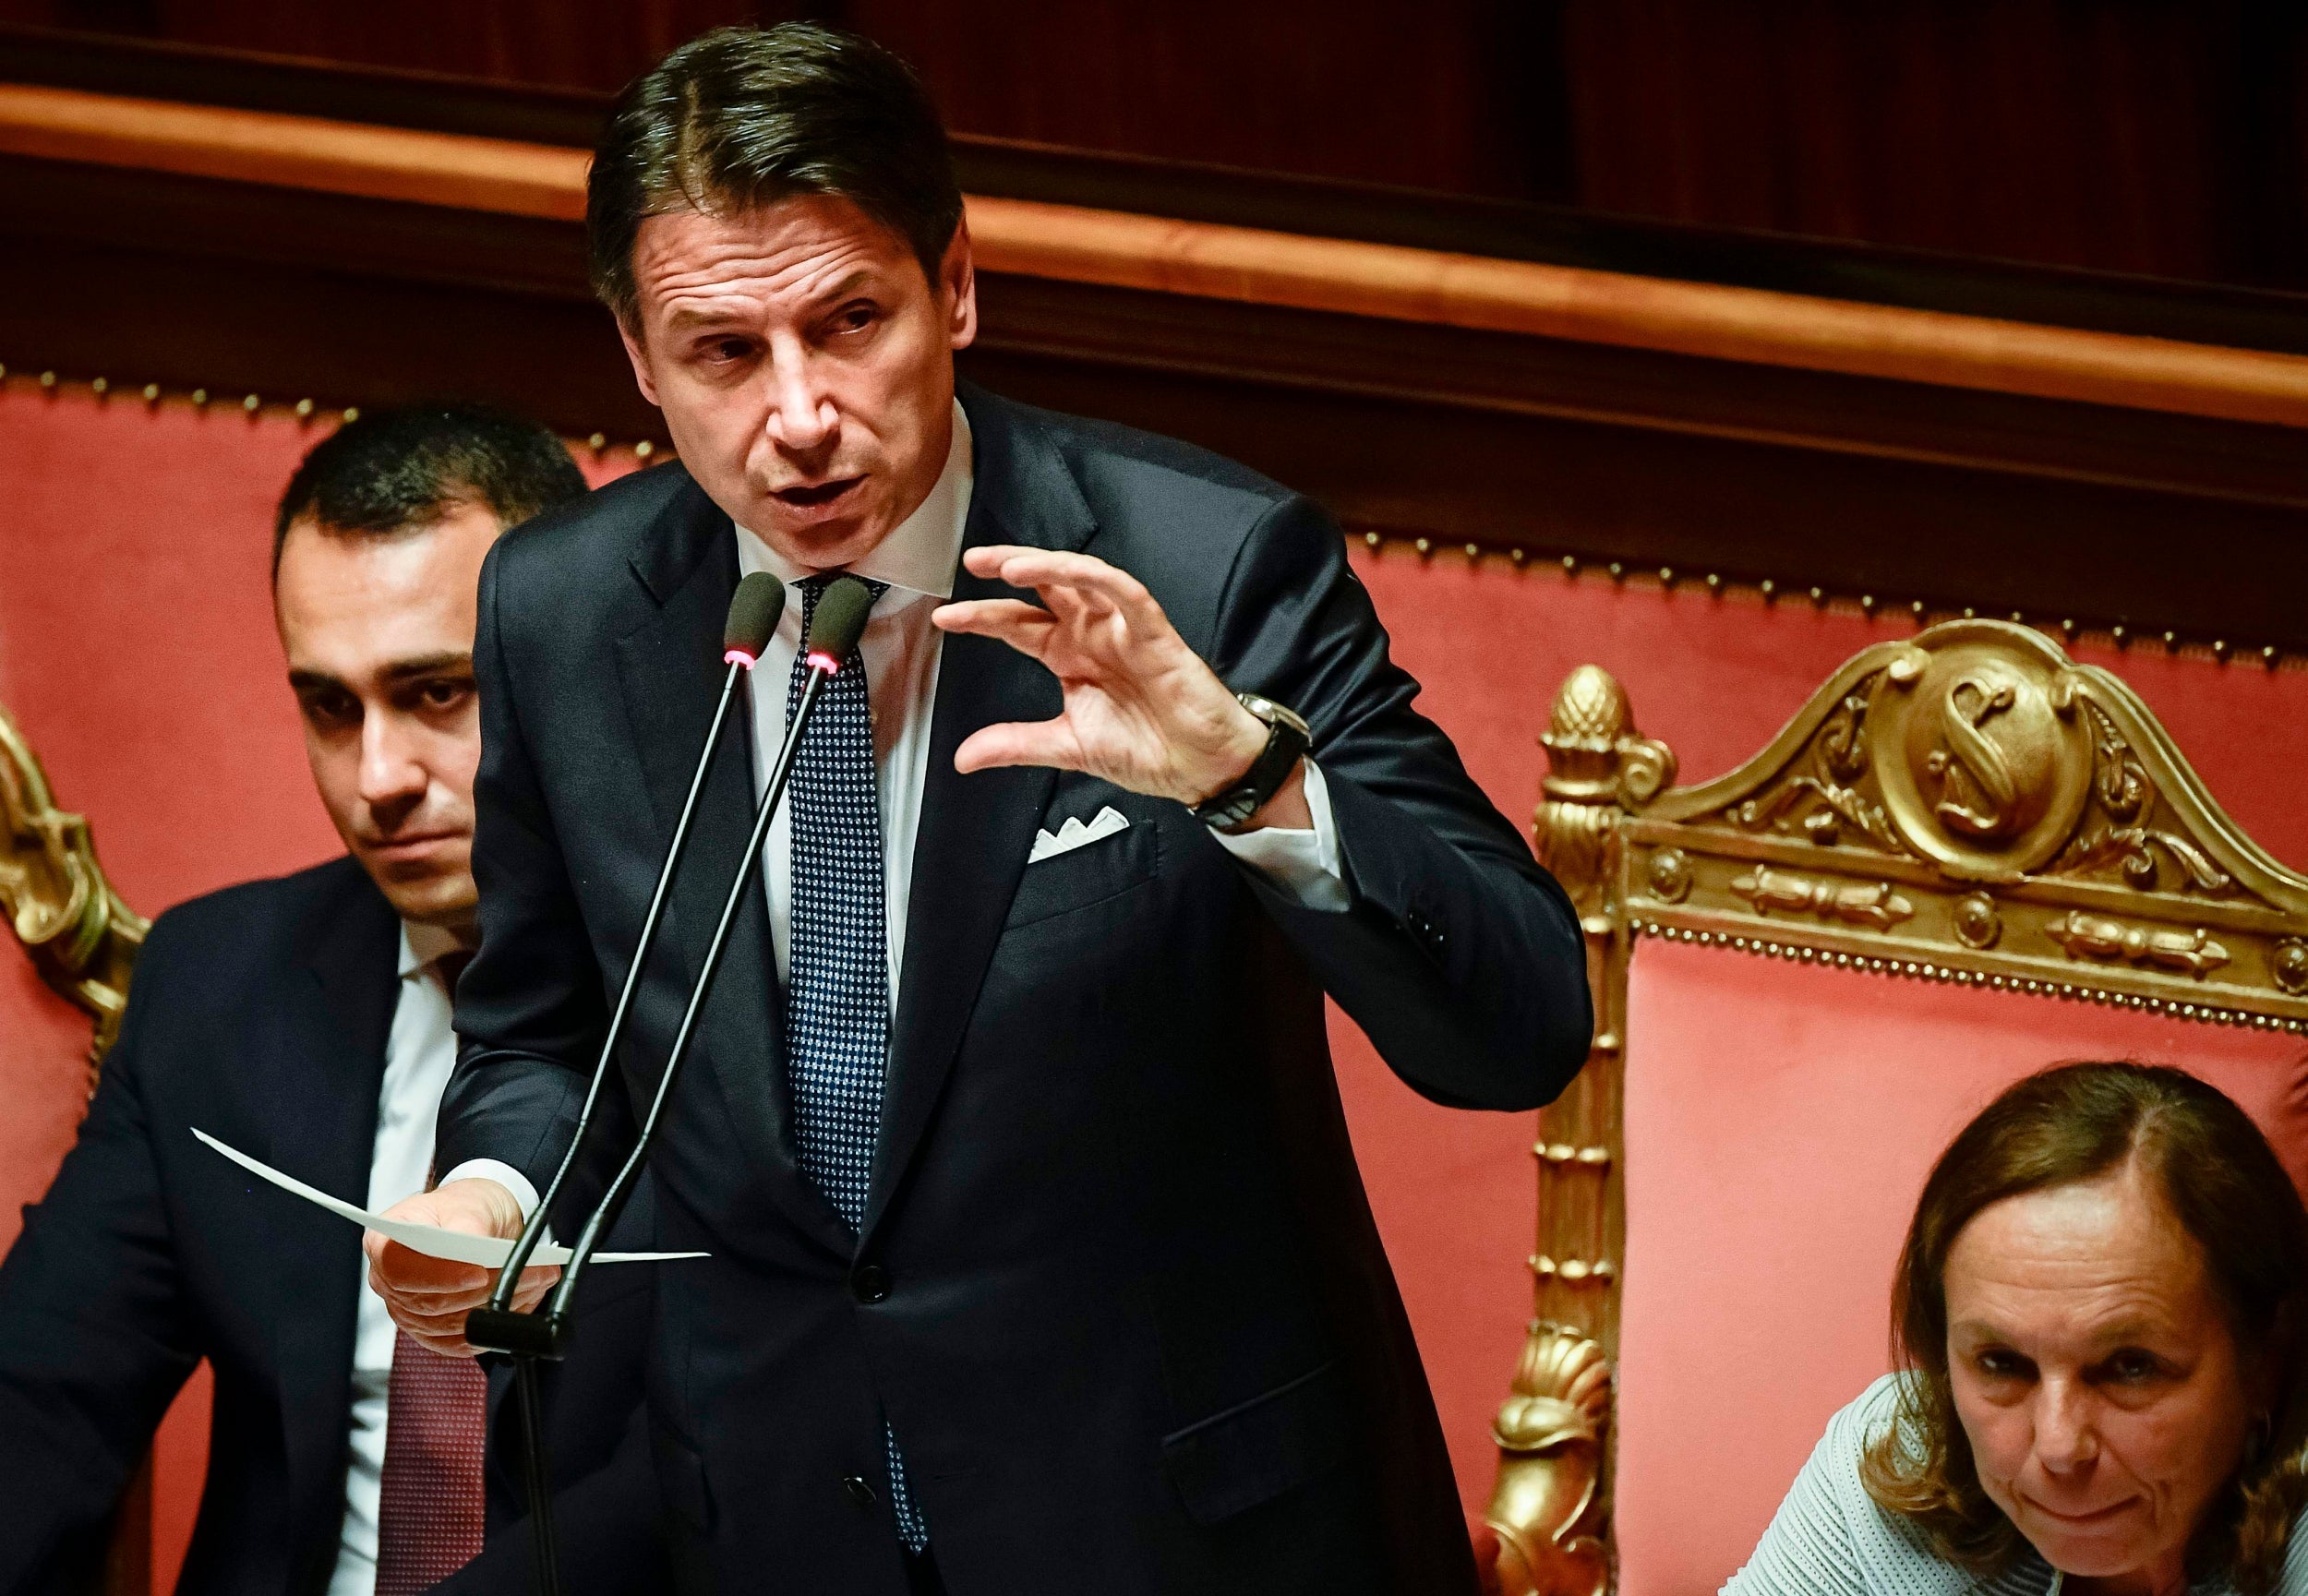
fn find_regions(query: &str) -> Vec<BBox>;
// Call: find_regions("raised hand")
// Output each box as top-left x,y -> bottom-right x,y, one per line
362,1178 -> 556,1357
932,546 -> 1308,827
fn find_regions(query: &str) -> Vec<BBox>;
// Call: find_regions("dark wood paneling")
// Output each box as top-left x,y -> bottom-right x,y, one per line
840,0 -> 1567,202
7,22 -> 2308,357
0,19 -> 619,143
0,158 -> 654,438
4,150 -> 2303,654
1560,0 -> 2308,291
7,1 -> 2308,294
0,0 -> 777,94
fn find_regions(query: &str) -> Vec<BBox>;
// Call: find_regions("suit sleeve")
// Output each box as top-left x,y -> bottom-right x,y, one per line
0,931 -> 202,1586
435,541 -> 611,1193
1210,494 -> 1593,1110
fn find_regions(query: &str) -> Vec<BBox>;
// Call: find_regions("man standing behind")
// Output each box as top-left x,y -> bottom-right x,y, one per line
0,408 -> 660,1596
369,25 -> 1593,1596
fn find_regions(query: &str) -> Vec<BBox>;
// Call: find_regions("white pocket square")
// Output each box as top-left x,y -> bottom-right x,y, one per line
1028,806 -> 1129,864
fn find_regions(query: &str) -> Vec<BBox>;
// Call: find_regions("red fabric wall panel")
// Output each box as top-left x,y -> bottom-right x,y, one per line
5,384 -> 2304,1582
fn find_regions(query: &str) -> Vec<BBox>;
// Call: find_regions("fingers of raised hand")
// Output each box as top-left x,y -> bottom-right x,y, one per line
961,546 -> 1160,628
953,719 -> 1084,775
932,598 -> 1057,656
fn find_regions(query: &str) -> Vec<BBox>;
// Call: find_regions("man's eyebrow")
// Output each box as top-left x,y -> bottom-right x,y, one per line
812,269 -> 873,306
379,652 -> 475,684
285,667 -> 346,696
662,269 -> 879,331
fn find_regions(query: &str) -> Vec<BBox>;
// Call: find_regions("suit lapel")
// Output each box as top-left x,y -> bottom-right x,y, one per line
612,473 -> 850,1255
863,388 -> 1092,1241
269,865 -> 400,1575
612,477 -> 750,1000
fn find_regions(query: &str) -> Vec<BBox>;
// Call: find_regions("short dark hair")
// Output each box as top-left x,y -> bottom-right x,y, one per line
588,23 -> 963,329
272,403 -> 587,576
1861,1062 -> 2308,1593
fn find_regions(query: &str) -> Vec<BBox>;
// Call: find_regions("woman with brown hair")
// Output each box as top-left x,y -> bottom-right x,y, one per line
1725,1062 -> 2308,1596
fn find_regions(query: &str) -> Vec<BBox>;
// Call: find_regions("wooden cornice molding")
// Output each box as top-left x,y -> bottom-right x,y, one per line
5,82 -> 2307,430
0,82 -> 588,220
967,199 -> 2308,430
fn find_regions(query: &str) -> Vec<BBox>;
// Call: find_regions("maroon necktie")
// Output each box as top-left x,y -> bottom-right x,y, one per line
373,1326 -> 488,1593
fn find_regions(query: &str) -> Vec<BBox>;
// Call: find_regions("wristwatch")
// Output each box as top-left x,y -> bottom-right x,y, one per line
1192,692 -> 1313,831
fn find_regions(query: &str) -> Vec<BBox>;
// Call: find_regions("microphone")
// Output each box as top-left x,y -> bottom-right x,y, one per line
462,571 -> 780,1596
468,569 -> 783,1353
539,574 -> 876,1319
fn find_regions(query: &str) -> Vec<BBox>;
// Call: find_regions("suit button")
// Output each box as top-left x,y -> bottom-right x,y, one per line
841,1473 -> 879,1513
852,1264 -> 891,1304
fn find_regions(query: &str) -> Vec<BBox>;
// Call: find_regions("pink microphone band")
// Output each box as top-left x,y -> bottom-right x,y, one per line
804,650 -> 844,675
724,648 -> 759,669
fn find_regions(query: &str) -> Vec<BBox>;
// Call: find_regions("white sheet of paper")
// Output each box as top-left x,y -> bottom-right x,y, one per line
193,1128 -> 705,1269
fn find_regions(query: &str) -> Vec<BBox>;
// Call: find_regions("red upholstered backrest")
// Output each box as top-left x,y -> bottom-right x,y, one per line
4,380 -> 2305,1589
1612,944 -> 2308,1596
1340,539 -> 2308,1543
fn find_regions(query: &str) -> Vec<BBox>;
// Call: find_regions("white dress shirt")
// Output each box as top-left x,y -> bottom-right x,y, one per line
463,397 -> 1346,1223
329,920 -> 466,1596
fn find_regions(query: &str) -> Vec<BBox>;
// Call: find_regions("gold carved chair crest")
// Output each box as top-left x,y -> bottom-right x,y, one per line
1484,619 -> 2308,1594
2,698 -> 149,1596
2,699 -> 146,1075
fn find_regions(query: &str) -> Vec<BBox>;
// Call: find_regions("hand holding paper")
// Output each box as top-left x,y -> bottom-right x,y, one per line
366,1178 -> 553,1357
194,1128 -> 703,1357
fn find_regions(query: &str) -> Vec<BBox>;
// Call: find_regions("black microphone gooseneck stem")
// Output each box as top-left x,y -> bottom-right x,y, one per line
481,655 -> 751,1317
512,1356 -> 560,1596
461,570 -> 783,1596
485,659 -> 752,1596
545,661 -> 833,1315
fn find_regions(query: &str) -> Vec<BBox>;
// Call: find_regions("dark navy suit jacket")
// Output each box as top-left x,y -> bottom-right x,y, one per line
439,385 -> 1593,1595
0,857 -> 663,1596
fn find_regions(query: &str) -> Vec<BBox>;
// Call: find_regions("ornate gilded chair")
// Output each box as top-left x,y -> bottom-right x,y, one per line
2,698 -> 150,1596
1481,620 -> 2308,1595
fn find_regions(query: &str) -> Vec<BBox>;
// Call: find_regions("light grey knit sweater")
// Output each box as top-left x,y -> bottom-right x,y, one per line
1723,1375 -> 2308,1596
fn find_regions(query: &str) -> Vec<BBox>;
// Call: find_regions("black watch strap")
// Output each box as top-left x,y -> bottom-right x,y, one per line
1193,693 -> 1313,830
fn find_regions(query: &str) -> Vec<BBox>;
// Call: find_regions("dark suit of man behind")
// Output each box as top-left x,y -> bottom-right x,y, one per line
0,405 -> 664,1596
436,384 -> 1593,1595
0,859 -> 659,1596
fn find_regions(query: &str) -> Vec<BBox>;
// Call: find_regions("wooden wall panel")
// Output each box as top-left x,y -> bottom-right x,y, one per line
0,0 -> 763,92
1561,0 -> 2308,290
7,0 -> 2307,291
843,0 -> 1566,201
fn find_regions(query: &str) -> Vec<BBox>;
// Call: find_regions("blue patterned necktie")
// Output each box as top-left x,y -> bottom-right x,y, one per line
782,572 -> 929,1551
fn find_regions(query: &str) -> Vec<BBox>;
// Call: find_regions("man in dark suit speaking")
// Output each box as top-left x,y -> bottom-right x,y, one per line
366,24 -> 1591,1596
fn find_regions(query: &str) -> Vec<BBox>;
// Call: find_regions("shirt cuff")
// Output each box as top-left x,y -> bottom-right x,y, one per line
1208,758 -> 1351,913
439,1158 -> 543,1225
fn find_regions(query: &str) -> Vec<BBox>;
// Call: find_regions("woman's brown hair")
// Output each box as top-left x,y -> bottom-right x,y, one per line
1859,1062 -> 2308,1591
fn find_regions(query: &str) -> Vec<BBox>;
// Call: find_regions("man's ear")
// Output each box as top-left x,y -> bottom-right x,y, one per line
618,316 -> 663,406
941,221 -> 979,353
